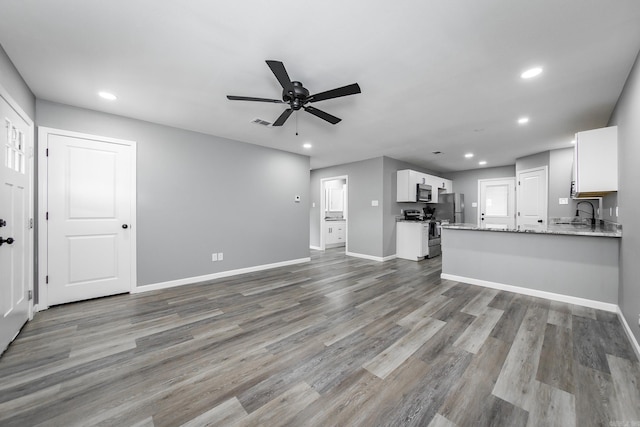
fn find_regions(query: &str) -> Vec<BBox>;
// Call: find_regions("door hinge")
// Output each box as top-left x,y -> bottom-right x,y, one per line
46,212 -> 49,220
46,148 -> 49,157
28,290 -> 33,300
46,275 -> 49,284
29,218 -> 34,229
518,181 -> 521,185
518,212 -> 521,216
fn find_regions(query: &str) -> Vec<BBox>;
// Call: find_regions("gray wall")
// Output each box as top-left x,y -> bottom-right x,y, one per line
36,100 -> 310,287
0,44 -> 35,119
310,156 -> 440,258
444,165 -> 516,225
310,157 -> 384,257
548,148 -> 573,218
610,49 -> 640,343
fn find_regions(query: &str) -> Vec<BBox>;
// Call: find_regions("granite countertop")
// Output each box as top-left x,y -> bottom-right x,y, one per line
441,218 -> 622,238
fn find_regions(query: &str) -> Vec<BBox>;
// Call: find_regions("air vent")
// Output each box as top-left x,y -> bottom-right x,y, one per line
251,118 -> 272,127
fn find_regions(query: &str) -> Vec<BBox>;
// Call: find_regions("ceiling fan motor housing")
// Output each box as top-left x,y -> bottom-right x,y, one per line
284,81 -> 309,110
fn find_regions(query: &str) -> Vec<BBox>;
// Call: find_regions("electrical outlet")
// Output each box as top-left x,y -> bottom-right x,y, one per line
212,253 -> 218,262
218,252 -> 224,261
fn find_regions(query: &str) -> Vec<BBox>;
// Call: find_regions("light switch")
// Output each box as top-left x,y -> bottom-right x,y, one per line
471,202 -> 478,208
312,202 -> 316,208
371,200 -> 379,206
559,198 -> 568,205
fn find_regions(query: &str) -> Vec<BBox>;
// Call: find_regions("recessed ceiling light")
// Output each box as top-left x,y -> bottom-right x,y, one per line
98,91 -> 117,101
479,161 -> 487,166
518,117 -> 529,124
303,143 -> 312,149
521,67 -> 543,79
464,153 -> 474,158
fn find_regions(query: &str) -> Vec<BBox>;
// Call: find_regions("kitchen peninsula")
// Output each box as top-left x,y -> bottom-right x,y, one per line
440,220 -> 621,310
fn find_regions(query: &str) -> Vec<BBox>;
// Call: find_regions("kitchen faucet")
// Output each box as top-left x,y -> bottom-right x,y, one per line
576,201 -> 596,228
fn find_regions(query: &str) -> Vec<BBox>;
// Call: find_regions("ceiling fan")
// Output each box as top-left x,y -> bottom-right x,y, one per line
226,60 -> 361,126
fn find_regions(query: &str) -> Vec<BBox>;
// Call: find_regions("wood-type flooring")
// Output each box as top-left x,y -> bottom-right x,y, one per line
1,248 -> 639,426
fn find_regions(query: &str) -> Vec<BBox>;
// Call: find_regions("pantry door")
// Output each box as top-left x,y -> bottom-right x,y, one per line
39,128 -> 136,308
0,88 -> 33,355
516,167 -> 548,230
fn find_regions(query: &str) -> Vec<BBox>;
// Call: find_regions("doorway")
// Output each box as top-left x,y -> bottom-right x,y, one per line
0,86 -> 34,355
478,178 -> 516,229
38,128 -> 137,309
320,176 -> 348,251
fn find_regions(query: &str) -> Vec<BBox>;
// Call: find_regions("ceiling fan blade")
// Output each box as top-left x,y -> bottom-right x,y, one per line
303,106 -> 341,124
308,83 -> 361,103
266,60 -> 294,94
272,109 -> 294,126
226,95 -> 284,103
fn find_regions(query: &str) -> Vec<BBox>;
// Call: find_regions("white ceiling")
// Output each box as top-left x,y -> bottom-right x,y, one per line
1,1 -> 640,172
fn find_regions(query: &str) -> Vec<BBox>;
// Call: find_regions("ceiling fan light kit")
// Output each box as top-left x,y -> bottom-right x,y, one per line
227,60 -> 361,127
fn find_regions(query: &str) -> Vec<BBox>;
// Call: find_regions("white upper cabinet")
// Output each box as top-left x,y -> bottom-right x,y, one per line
396,169 -> 451,203
573,126 -> 618,198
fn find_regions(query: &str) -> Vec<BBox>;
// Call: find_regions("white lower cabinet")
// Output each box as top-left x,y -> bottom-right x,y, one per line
396,222 -> 429,261
324,220 -> 346,247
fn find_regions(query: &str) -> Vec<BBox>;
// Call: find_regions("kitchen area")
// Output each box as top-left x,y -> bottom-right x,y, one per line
395,169 -> 463,261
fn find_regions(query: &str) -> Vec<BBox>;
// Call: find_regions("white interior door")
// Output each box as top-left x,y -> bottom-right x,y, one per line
42,129 -> 136,307
478,178 -> 516,229
0,92 -> 33,354
517,167 -> 548,230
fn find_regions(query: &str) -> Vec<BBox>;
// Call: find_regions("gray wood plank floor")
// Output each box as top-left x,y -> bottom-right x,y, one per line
1,248 -> 639,426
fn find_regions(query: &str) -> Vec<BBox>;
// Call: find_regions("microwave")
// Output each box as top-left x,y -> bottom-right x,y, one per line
416,184 -> 432,202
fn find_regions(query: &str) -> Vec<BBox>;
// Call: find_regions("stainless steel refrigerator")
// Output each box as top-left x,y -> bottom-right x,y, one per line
437,193 -> 465,223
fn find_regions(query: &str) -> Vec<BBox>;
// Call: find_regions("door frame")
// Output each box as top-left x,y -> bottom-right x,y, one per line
37,127 -> 137,310
319,175 -> 348,251
0,83 -> 35,320
477,177 -> 516,228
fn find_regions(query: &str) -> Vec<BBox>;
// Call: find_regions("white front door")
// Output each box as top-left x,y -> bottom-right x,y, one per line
478,178 -> 516,229
40,128 -> 136,307
0,91 -> 33,354
517,167 -> 548,230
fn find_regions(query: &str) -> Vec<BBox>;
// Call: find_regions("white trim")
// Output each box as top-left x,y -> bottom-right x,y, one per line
616,306 -> 640,361
0,84 -> 35,321
134,257 -> 311,293
310,245 -> 322,251
37,127 -> 137,310
441,273 -> 618,313
345,251 -> 396,262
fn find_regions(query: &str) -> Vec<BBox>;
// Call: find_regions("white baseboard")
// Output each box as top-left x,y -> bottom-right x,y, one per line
310,245 -> 322,251
134,257 -> 311,294
440,273 -> 618,313
345,251 -> 396,262
616,306 -> 640,361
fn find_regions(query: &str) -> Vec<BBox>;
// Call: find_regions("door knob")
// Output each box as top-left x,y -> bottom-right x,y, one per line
0,219 -> 6,227
122,224 -> 129,229
537,219 -> 543,223
0,237 -> 15,246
